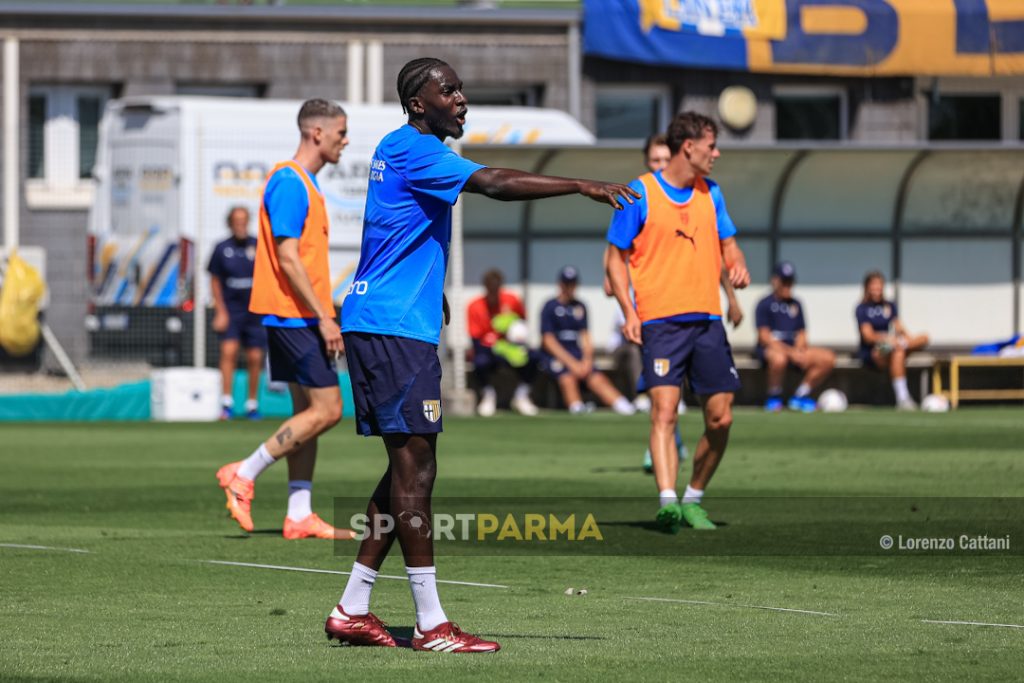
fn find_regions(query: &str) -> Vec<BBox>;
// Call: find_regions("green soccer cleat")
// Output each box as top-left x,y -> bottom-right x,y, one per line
680,502 -> 716,530
656,503 -> 683,534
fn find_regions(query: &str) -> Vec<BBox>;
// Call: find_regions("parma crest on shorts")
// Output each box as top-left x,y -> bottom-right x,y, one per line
422,400 -> 441,423
653,358 -> 670,377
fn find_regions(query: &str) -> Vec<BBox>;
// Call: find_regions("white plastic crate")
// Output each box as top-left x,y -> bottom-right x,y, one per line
150,367 -> 221,421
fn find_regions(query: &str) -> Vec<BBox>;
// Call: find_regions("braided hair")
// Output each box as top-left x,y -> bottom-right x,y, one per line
397,57 -> 450,114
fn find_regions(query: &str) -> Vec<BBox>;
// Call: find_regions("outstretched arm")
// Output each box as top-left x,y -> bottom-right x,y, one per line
464,168 -> 639,209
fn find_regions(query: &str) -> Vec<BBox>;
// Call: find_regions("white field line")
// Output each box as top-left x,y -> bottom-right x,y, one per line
627,595 -> 839,617
0,543 -> 91,554
196,559 -> 509,589
922,619 -> 1024,630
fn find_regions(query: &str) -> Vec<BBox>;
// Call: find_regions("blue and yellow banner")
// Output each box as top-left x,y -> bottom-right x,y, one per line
584,0 -> 1024,75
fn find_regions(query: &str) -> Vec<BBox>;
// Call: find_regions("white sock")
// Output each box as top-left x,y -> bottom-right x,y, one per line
568,401 -> 585,414
407,566 -> 448,631
514,384 -> 531,401
768,385 -> 783,397
683,485 -> 704,504
244,398 -> 259,412
221,394 -> 234,409
237,443 -> 276,481
659,489 -> 678,508
338,562 -> 378,616
794,383 -> 811,398
482,386 -> 496,400
287,480 -> 313,522
893,377 -> 910,402
612,396 -> 636,415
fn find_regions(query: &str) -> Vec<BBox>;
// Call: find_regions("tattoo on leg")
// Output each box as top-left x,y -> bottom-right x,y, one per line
276,426 -> 293,447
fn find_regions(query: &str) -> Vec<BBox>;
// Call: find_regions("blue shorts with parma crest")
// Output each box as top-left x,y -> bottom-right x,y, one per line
266,326 -> 339,388
641,319 -> 741,395
343,332 -> 443,437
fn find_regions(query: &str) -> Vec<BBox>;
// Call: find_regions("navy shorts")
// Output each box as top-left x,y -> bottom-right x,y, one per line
221,309 -> 267,349
266,326 -> 339,388
641,320 -> 741,395
541,348 -> 586,379
344,332 -> 443,437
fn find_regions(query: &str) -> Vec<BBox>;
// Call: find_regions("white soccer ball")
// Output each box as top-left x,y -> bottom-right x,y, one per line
817,388 -> 848,413
504,319 -> 529,345
921,394 -> 950,413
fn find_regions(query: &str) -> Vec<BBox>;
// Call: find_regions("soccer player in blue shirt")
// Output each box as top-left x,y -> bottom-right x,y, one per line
540,265 -> 634,415
208,206 -> 264,420
754,261 -> 836,412
325,57 -> 638,653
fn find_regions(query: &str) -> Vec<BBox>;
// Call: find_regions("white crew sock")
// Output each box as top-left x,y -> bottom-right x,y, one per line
514,383 -> 531,401
244,398 -> 259,413
794,383 -> 811,398
338,562 -> 378,616
612,396 -> 636,415
568,401 -> 585,414
893,377 -> 910,402
659,489 -> 678,508
682,485 -> 704,505
287,480 -> 313,522
481,386 -> 497,401
237,443 -> 276,481
221,394 -> 234,409
407,566 -> 448,631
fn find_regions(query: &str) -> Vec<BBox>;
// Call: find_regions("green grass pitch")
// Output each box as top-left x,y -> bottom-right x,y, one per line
2,408 -> 1022,681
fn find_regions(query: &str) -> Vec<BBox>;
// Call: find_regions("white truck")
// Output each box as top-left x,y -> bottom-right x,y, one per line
85,96 -> 594,362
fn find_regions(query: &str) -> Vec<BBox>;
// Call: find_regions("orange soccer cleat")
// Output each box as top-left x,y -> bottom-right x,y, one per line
282,513 -> 356,540
216,461 -> 255,533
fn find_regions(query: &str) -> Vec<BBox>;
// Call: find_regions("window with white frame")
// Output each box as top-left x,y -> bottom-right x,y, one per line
27,84 -> 113,202
595,85 -> 670,140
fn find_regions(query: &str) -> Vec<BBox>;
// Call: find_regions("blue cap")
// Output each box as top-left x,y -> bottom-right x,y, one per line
559,265 -> 579,283
773,261 -> 796,282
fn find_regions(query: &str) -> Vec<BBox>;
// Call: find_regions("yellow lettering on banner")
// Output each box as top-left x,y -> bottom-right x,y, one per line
801,6 -> 867,34
577,514 -> 604,542
549,514 -> 575,541
496,514 -> 523,541
476,513 -> 498,540
523,513 -> 546,541
750,0 -> 788,41
745,0 -> 1024,76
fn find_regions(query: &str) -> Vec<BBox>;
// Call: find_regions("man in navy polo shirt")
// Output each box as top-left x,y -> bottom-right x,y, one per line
754,261 -> 835,412
208,205 -> 265,420
539,266 -> 634,415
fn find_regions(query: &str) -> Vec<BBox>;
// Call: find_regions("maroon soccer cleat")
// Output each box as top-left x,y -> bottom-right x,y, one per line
412,621 -> 501,653
324,605 -> 396,647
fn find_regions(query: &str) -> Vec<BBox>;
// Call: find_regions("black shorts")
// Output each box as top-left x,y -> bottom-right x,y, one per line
344,332 -> 443,437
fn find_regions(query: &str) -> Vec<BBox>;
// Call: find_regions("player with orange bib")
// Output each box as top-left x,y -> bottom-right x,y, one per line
606,111 -> 750,533
215,99 -> 355,541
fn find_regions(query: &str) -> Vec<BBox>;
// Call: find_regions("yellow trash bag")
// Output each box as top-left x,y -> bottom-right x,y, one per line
0,251 -> 46,356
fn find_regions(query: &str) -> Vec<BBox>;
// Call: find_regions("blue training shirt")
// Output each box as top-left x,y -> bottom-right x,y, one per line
208,236 -> 257,312
341,125 -> 485,345
755,294 -> 806,347
260,165 -> 322,328
605,171 -> 737,326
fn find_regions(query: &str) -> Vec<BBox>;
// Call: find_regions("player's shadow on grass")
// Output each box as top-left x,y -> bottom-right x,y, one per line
357,627 -> 605,648
222,528 -> 284,539
600,520 -> 730,533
